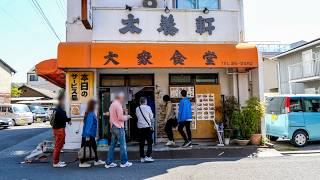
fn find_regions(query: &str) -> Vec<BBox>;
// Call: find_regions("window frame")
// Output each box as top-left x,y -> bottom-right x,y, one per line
175,0 -> 220,10
290,97 -> 303,113
169,73 -> 219,85
302,97 -> 320,112
29,74 -> 39,81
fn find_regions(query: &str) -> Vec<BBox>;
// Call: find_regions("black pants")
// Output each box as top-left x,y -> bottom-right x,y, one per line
139,128 -> 153,158
178,121 -> 192,142
165,119 -> 177,141
80,137 -> 99,163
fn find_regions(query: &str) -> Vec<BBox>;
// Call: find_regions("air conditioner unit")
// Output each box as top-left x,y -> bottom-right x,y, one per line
142,0 -> 158,8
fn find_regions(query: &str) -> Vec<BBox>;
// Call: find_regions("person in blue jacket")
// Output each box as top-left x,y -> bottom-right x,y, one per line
79,99 -> 105,168
178,90 -> 193,147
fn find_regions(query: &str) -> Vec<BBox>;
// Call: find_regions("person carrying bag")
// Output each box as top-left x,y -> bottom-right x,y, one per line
136,97 -> 155,163
78,99 -> 105,168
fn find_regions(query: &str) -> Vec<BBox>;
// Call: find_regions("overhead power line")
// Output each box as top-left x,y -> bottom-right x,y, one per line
56,0 -> 66,17
30,0 -> 62,42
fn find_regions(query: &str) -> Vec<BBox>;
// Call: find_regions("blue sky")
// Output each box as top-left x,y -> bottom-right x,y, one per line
0,0 -> 320,83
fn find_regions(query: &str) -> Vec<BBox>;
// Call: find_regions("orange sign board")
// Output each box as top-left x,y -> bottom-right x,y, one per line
58,43 -> 258,68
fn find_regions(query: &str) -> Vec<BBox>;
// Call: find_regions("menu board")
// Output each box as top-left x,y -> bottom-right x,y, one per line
196,94 -> 215,120
170,86 -> 194,98
172,102 -> 196,129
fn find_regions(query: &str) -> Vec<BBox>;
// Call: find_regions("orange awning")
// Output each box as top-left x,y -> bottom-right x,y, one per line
57,43 -> 258,69
35,59 -> 65,88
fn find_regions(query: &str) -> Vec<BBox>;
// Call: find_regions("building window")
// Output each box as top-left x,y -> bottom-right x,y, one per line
29,74 -> 38,81
169,74 -> 219,85
176,0 -> 219,9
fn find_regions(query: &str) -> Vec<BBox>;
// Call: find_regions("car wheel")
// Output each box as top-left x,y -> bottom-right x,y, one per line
12,120 -> 16,126
269,136 -> 278,141
292,130 -> 308,147
28,123 -> 32,125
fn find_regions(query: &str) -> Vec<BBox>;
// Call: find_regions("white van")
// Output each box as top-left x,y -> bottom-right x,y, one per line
0,104 -> 33,126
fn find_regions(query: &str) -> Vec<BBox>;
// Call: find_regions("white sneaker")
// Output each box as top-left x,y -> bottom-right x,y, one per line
53,162 -> 67,168
144,157 -> 154,162
79,163 -> 92,168
166,141 -> 175,146
120,161 -> 132,168
94,160 -> 106,166
59,161 -> 66,164
140,158 -> 145,163
105,162 -> 117,168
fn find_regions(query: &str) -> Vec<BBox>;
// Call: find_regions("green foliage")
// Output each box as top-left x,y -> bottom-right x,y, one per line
231,97 -> 264,139
11,85 -> 22,97
223,96 -> 240,128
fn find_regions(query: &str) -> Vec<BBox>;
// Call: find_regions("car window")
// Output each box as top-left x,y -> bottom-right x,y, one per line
290,98 -> 303,112
303,98 -> 320,112
1,107 -> 6,112
266,97 -> 285,114
13,105 -> 30,113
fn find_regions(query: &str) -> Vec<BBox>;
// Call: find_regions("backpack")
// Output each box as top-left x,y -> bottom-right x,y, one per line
50,109 -> 56,127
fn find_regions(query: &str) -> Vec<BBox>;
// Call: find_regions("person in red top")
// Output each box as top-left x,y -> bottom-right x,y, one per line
105,92 -> 132,168
51,94 -> 71,168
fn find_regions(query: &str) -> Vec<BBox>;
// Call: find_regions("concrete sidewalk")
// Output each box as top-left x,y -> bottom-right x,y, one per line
60,141 -> 269,162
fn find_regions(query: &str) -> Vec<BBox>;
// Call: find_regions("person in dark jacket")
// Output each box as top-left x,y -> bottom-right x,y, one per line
52,94 -> 71,168
178,90 -> 193,148
79,99 -> 105,168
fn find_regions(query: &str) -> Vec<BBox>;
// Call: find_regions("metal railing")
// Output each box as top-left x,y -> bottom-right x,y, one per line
288,58 -> 320,81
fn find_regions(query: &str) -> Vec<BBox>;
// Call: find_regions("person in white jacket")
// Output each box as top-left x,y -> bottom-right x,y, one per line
136,97 -> 155,163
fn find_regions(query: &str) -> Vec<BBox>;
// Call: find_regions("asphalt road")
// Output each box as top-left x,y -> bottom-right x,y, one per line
0,123 -> 50,151
2,155 -> 320,180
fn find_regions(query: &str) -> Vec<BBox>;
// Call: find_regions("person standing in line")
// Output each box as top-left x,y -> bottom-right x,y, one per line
52,94 -> 71,168
163,95 -> 177,146
79,99 -> 106,168
136,97 -> 155,163
177,90 -> 193,148
105,92 -> 132,168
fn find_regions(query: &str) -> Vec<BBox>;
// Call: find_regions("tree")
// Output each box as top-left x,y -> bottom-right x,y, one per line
11,85 -> 22,97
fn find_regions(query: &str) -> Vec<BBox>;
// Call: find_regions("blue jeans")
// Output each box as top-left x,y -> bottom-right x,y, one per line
107,125 -> 128,165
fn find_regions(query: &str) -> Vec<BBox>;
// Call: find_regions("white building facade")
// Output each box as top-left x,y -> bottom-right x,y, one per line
37,0 -> 263,149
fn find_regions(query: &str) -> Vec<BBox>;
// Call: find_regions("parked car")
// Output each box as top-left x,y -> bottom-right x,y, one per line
265,95 -> 320,147
0,104 -> 33,126
29,105 -> 49,123
0,117 -> 13,128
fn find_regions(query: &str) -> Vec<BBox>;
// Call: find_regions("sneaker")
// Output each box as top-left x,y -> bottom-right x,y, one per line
181,141 -> 188,147
79,163 -> 92,168
120,161 -> 132,168
53,162 -> 67,168
94,160 -> 106,166
182,141 -> 192,148
144,157 -> 154,162
105,162 -> 117,169
140,157 -> 145,163
59,161 -> 66,164
166,141 -> 175,146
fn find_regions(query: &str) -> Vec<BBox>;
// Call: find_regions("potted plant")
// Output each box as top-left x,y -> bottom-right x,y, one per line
231,109 -> 250,146
244,97 -> 264,145
224,129 -> 231,145
222,96 -> 240,138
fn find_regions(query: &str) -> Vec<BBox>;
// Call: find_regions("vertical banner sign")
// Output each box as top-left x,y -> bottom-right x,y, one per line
68,72 -> 94,117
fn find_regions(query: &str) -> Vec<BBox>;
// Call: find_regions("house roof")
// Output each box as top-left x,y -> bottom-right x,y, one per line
0,59 -> 16,73
271,38 -> 320,60
19,84 -> 58,99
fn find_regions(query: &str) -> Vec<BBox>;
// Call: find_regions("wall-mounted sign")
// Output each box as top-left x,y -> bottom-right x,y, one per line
68,71 -> 94,102
93,9 -> 239,42
58,43 -> 258,69
81,0 -> 93,29
68,71 -> 94,117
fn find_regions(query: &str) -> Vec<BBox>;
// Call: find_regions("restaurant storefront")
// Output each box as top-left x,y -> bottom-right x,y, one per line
35,0 -> 262,149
